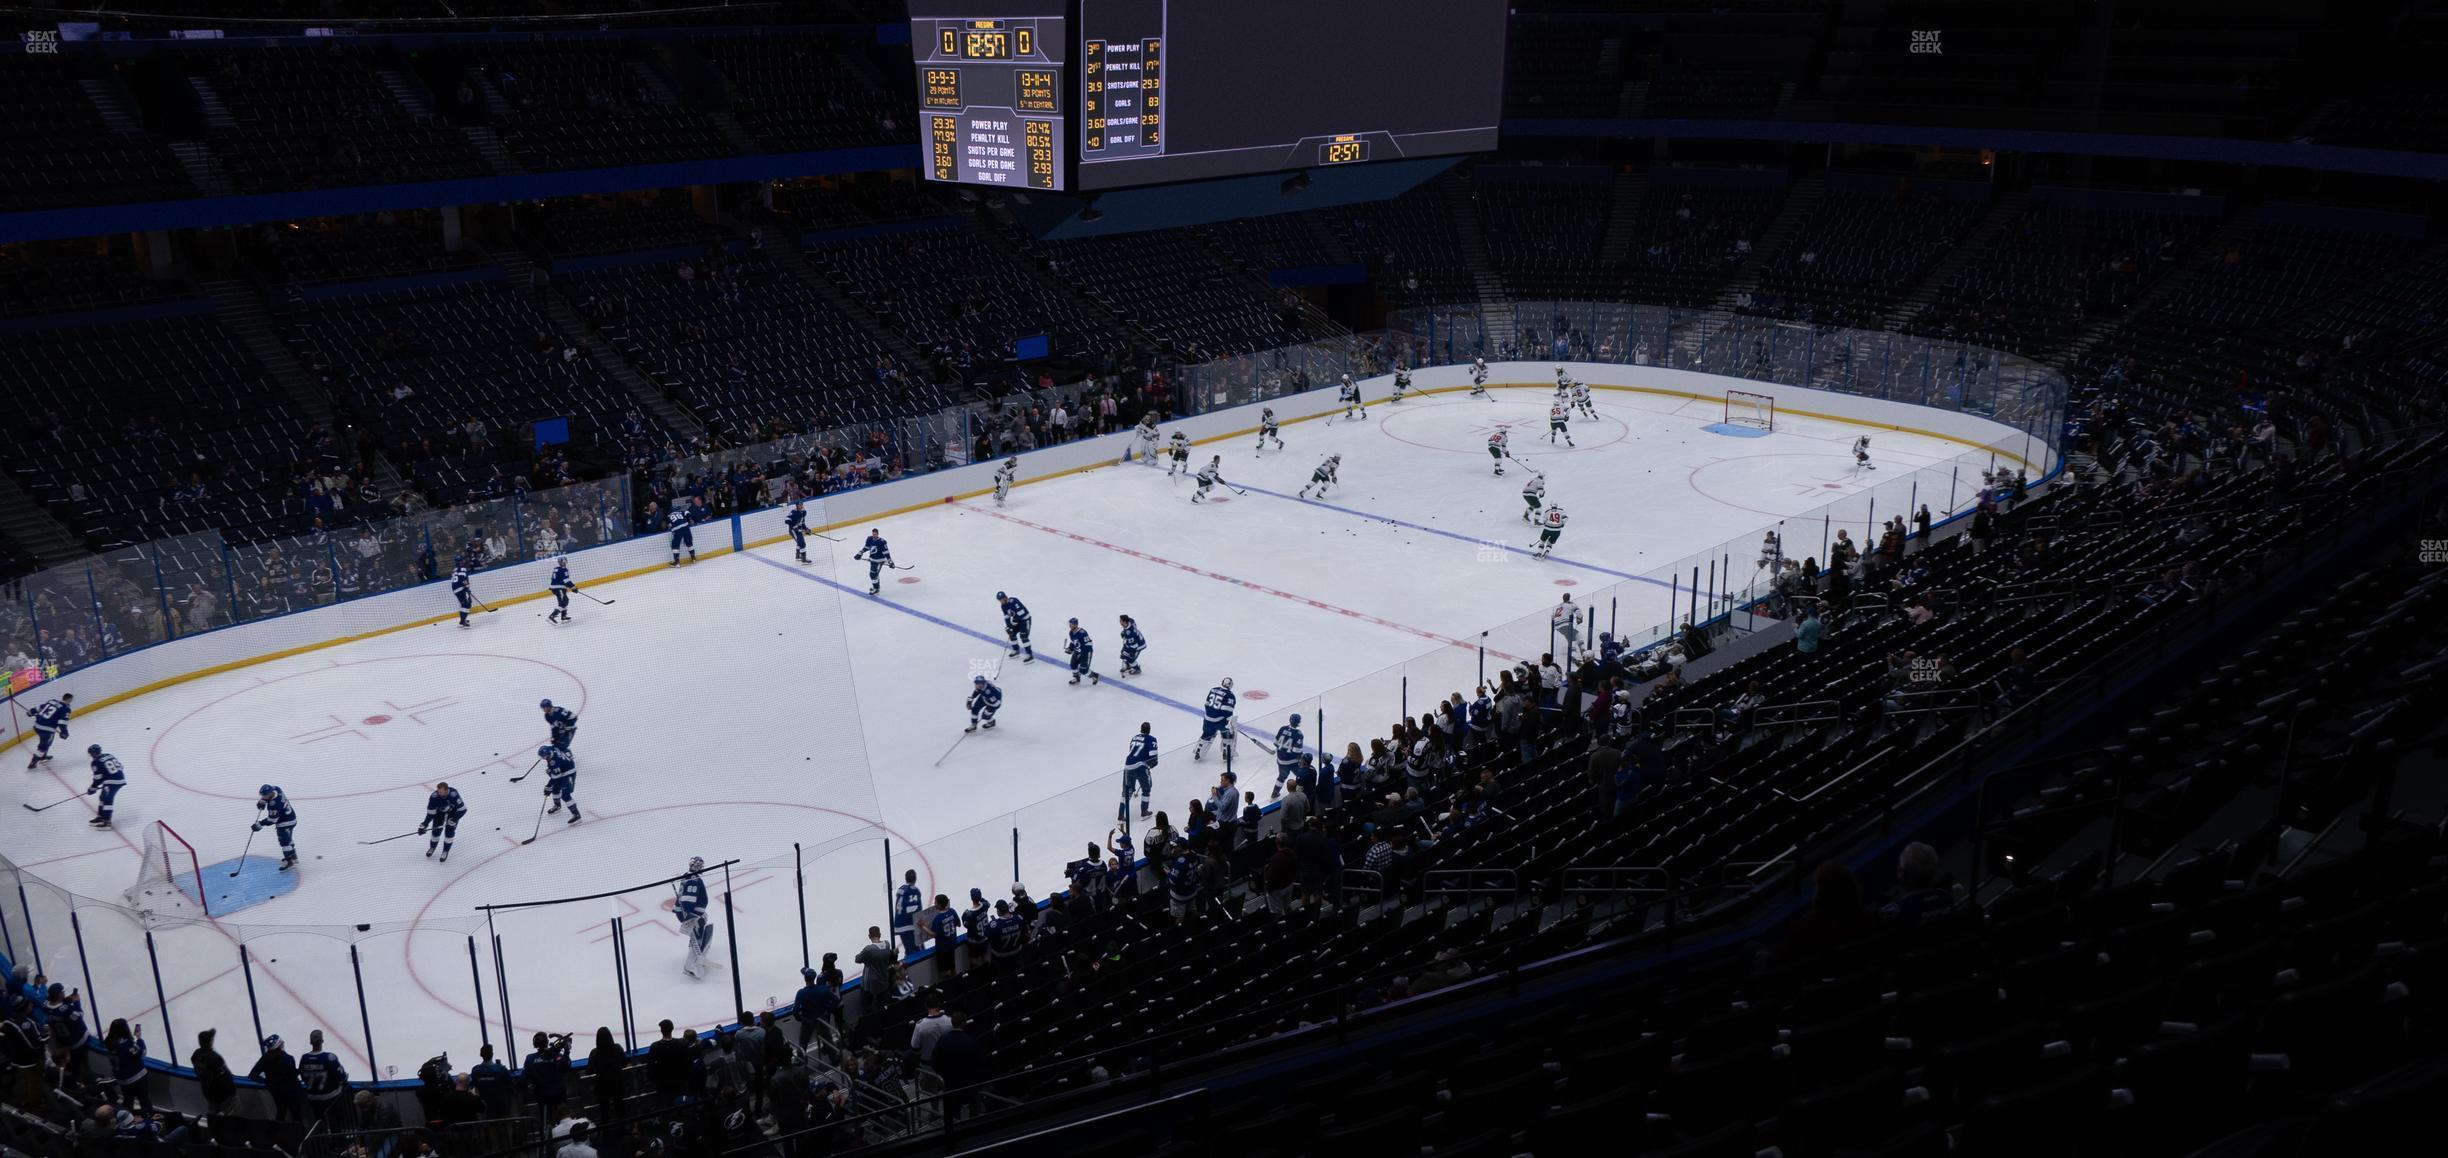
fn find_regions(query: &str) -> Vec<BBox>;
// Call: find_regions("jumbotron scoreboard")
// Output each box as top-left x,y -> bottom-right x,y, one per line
911,3 -> 1069,190
908,0 -> 1506,194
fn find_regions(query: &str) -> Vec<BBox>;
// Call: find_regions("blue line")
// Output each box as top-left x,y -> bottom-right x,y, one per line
1151,459 -> 1674,588
743,551 -> 1225,729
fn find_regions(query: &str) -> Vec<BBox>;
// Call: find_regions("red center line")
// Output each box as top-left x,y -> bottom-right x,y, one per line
957,502 -> 1530,664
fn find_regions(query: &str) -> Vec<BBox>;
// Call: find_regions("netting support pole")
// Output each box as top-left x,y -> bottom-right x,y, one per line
221,541 -> 239,624
1477,636 -> 1485,686
1689,567 -> 1700,627
1822,515 -> 1831,560
721,863 -> 744,1016
1400,675 -> 1408,722
1705,560 -> 1715,622
609,916 -> 631,1053
1908,482 -> 1919,543
614,919 -> 635,1052
794,842 -> 810,971
1866,500 -> 1876,545
348,943 -> 376,1081
70,911 -> 98,1025
1949,467 -> 1958,514
1011,829 -> 1021,886
151,549 -> 174,642
144,930 -> 172,1060
0,881 -> 15,963
84,569 -> 105,646
239,943 -> 264,1053
1668,575 -> 1678,634
465,935 -> 489,1054
1610,596 -> 1618,638
881,840 -> 895,948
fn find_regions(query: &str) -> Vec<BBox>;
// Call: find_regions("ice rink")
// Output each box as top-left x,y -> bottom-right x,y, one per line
1,380 -> 2002,1076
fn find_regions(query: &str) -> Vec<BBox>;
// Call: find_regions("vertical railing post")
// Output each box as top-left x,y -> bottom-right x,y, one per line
349,942 -> 377,1081
144,930 -> 173,1060
795,842 -> 810,971
466,935 -> 489,1054
70,911 -> 99,1026
223,541 -> 241,624
723,864 -> 745,1015
882,839 -> 895,947
239,942 -> 265,1052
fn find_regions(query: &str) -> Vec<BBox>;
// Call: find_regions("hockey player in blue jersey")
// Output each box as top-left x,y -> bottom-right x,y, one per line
1119,723 -> 1158,822
547,557 -> 575,623
1064,618 -> 1098,685
254,785 -> 300,870
853,530 -> 894,595
540,743 -> 580,824
25,692 -> 71,768
1116,614 -> 1146,676
540,699 -> 577,750
785,502 -> 811,563
1271,714 -> 1304,799
893,868 -> 923,954
995,592 -> 1034,661
451,566 -> 475,627
84,745 -> 125,828
666,505 -> 695,567
1193,678 -> 1236,761
965,675 -> 1003,732
419,782 -> 467,861
676,857 -> 716,978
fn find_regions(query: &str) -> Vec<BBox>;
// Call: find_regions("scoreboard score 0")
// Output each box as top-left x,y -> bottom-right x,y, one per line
909,3 -> 1067,191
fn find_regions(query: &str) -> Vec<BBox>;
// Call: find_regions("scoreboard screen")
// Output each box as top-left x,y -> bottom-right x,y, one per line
910,1 -> 1068,191
1075,0 -> 1506,191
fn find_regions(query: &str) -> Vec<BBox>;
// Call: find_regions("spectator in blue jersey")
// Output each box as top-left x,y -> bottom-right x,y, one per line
984,902 -> 1026,966
468,1043 -> 514,1116
102,1019 -> 151,1112
524,1031 -> 571,1124
1165,846 -> 1201,923
298,1029 -> 349,1128
924,894 -> 961,958
248,1033 -> 303,1123
792,968 -> 839,1047
892,869 -> 923,955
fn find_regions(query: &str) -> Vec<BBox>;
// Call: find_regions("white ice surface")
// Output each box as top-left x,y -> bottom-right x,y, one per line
2,384 -> 1986,1077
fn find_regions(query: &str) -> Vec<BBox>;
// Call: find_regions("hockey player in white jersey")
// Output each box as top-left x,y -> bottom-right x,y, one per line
1298,454 -> 1340,499
1469,356 -> 1490,398
1390,365 -> 1411,402
1254,408 -> 1283,453
1853,435 -> 1876,471
1520,471 -> 1547,523
1130,414 -> 1161,464
1554,366 -> 1572,394
1756,529 -> 1784,574
1064,618 -> 1099,685
1488,428 -> 1511,476
1337,374 -> 1365,420
1193,677 -> 1236,760
1548,401 -> 1576,446
1533,504 -> 1568,558
1552,593 -> 1584,662
676,857 -> 717,978
1192,456 -> 1229,503
1167,431 -> 1191,476
965,674 -> 1003,732
1571,379 -> 1597,420
992,457 -> 1018,505
1117,614 -> 1146,676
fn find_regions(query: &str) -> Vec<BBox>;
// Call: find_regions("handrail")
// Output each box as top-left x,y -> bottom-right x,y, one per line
1423,869 -> 1518,899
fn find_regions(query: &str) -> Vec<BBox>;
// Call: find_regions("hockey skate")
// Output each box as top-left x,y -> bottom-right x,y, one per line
548,799 -> 561,814
89,816 -> 111,828
965,723 -> 979,733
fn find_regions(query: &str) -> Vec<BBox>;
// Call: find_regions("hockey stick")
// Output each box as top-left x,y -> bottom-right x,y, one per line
21,793 -> 81,813
574,587 -> 616,606
358,829 -> 425,846
507,755 -> 543,784
229,827 -> 258,876
886,561 -> 918,571
933,730 -> 970,768
1226,483 -> 1251,496
520,794 -> 550,845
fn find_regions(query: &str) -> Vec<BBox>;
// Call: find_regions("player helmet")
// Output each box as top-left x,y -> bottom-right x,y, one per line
259,785 -> 277,796
1005,457 -> 1018,467
539,699 -> 553,709
87,744 -> 100,756
689,856 -> 704,873
1290,713 -> 1302,726
1068,617 -> 1080,625
973,674 -> 987,684
1221,677 -> 1233,689
537,745 -> 554,759
995,591 -> 1008,601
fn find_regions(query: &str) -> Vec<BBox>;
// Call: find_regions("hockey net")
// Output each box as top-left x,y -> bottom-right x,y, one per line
124,821 -> 208,920
1724,390 -> 1776,431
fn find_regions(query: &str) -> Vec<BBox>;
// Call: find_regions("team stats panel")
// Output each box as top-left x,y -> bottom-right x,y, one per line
910,2 -> 1067,191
